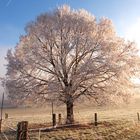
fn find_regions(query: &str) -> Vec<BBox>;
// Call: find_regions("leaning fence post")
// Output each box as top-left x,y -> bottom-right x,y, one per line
94,113 -> 98,126
52,113 -> 56,127
137,112 -> 140,121
58,114 -> 62,125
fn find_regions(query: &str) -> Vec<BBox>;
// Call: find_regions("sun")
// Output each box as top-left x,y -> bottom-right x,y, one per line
125,18 -> 140,50
124,19 -> 140,84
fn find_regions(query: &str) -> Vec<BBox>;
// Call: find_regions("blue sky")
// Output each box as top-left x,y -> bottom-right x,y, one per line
0,0 -> 140,78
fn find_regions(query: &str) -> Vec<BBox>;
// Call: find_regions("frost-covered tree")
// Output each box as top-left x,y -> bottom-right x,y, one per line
4,5 -> 140,123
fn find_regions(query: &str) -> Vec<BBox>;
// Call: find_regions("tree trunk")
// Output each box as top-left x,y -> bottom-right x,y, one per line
66,101 -> 74,124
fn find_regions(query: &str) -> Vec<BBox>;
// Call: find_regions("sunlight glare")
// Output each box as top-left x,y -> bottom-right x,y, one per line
125,18 -> 140,52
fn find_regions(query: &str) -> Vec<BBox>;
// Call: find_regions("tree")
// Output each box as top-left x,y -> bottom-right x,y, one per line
4,5 -> 140,123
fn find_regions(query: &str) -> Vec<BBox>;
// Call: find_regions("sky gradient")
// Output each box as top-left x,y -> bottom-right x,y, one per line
0,0 -> 140,79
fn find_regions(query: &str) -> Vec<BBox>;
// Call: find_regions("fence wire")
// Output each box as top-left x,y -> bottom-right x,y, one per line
1,107 -> 140,140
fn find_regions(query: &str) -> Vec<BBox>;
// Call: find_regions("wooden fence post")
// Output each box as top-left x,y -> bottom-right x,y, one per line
58,114 -> 62,125
0,93 -> 4,133
5,113 -> 8,119
137,112 -> 140,121
0,119 -> 2,133
94,113 -> 98,126
22,121 -> 28,140
52,113 -> 56,127
17,122 -> 22,140
38,128 -> 41,140
16,121 -> 28,140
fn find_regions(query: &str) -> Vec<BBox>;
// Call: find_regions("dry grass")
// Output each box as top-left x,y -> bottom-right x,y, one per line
1,98 -> 140,139
28,121 -> 140,140
1,120 -> 140,140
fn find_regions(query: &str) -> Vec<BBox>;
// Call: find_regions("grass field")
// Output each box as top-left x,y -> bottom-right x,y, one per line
2,120 -> 140,140
1,98 -> 140,139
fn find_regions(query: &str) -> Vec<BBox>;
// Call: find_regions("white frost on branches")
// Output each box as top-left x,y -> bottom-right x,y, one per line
3,5 -> 140,106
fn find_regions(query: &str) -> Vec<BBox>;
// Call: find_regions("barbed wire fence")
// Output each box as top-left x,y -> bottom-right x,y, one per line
0,109 -> 140,140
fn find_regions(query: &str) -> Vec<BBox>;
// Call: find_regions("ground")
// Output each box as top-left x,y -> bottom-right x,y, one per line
0,98 -> 140,140
29,121 -> 140,140
1,120 -> 140,140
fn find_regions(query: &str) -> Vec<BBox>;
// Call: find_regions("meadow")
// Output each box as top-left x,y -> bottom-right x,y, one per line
1,97 -> 140,140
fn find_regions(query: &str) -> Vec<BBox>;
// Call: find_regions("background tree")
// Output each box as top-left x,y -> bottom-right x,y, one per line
4,5 -> 140,123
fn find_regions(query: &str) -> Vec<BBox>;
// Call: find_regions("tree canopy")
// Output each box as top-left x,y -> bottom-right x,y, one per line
4,5 -> 140,123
